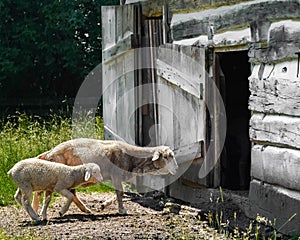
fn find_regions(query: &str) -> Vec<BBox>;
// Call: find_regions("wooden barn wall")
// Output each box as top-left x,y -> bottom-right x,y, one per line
106,0 -> 300,234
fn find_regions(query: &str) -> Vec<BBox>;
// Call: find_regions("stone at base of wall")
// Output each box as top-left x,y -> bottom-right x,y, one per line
247,179 -> 300,235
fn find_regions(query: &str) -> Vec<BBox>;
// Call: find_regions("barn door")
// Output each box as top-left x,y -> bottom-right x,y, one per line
102,4 -> 140,144
156,44 -> 210,188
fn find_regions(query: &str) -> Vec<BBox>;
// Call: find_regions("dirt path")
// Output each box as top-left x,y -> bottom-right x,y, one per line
0,192 -> 229,239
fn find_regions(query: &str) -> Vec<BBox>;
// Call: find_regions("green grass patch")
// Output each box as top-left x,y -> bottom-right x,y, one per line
77,181 -> 115,194
0,112 -> 104,206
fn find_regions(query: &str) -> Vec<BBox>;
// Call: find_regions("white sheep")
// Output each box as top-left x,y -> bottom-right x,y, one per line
35,138 -> 178,214
8,158 -> 103,221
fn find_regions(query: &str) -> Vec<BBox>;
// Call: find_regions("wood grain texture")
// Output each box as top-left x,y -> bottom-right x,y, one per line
250,113 -> 300,149
156,44 -> 206,150
251,145 -> 300,191
102,5 -> 137,144
249,61 -> 300,116
248,179 -> 300,235
171,0 -> 300,40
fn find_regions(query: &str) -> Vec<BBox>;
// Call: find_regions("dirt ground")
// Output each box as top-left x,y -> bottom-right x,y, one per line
0,191 -> 280,239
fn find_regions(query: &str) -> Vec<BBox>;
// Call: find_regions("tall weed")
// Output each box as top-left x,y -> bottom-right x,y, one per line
0,112 -> 104,206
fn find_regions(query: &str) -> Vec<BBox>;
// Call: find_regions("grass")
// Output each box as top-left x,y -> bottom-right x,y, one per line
203,187 -> 299,240
0,112 -> 110,206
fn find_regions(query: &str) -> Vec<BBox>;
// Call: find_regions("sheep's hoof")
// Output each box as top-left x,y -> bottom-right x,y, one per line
119,208 -> 127,215
84,208 -> 92,214
59,211 -> 64,217
39,219 -> 48,225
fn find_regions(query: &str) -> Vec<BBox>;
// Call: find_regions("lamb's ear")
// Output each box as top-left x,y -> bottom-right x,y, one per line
152,151 -> 160,161
84,169 -> 91,181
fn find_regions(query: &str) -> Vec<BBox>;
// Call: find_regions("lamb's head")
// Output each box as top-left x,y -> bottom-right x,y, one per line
83,163 -> 103,184
152,146 -> 178,175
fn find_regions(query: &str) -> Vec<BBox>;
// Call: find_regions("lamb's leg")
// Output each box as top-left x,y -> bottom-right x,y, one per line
59,197 -> 72,217
41,191 -> 52,220
58,189 -> 91,217
21,189 -> 40,221
32,191 -> 43,212
58,189 -> 91,216
112,179 -> 127,215
14,188 -> 22,205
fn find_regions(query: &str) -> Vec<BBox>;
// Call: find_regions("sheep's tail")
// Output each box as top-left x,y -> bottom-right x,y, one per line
7,169 -> 12,177
37,150 -> 51,160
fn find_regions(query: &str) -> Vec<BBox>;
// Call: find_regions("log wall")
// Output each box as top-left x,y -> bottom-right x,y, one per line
168,0 -> 300,234
248,20 -> 300,235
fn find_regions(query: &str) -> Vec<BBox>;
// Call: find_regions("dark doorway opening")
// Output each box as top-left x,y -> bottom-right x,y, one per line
218,51 -> 251,190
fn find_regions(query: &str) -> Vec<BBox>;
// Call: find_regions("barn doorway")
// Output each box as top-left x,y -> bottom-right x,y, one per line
217,51 -> 251,190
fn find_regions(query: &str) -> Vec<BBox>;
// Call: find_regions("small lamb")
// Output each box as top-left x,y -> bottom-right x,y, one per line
8,158 -> 103,221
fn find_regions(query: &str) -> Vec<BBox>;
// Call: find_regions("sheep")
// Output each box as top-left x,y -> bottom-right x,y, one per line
8,158 -> 103,221
35,138 -> 178,214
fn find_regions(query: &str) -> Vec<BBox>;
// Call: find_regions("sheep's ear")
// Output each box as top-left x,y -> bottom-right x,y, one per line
152,151 -> 160,161
84,170 -> 91,181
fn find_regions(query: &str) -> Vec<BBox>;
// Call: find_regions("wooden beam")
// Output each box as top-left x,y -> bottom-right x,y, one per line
248,179 -> 300,235
250,113 -> 300,149
251,145 -> 300,191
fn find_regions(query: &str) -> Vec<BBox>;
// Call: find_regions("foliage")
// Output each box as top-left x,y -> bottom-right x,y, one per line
0,0 -> 119,99
0,113 -> 105,206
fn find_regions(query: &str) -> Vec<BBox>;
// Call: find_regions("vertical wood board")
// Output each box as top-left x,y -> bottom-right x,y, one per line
102,5 -> 137,144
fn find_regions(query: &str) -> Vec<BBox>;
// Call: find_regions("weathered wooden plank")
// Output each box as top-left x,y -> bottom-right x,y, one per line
249,60 -> 300,116
171,0 -> 300,40
250,113 -> 300,149
248,179 -> 300,235
157,59 -> 201,99
102,35 -> 135,63
174,141 -> 203,164
251,145 -> 300,191
249,20 -> 300,63
157,77 -> 205,149
125,0 -> 252,18
104,125 -> 127,142
156,44 -> 207,187
103,47 -> 136,142
157,44 -> 205,98
102,6 -> 116,50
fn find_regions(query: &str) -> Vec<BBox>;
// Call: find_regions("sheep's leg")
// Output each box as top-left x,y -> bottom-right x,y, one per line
14,188 -> 22,205
59,189 -> 91,215
112,179 -> 127,215
41,191 -> 52,220
116,189 -> 127,215
21,188 -> 40,221
58,189 -> 91,217
100,195 -> 117,210
32,191 -> 43,212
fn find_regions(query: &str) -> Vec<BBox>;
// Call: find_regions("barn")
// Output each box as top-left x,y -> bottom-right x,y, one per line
101,0 -> 300,234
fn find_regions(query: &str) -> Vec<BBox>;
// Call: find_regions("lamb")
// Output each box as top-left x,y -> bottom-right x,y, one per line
8,158 -> 103,221
35,138 -> 178,214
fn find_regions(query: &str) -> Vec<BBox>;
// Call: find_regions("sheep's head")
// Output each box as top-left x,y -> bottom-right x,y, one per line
84,163 -> 103,184
152,146 -> 178,175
